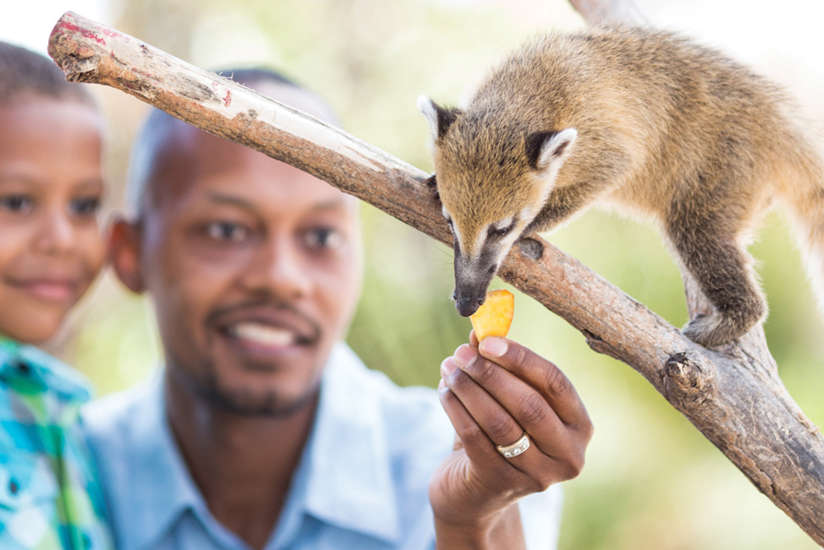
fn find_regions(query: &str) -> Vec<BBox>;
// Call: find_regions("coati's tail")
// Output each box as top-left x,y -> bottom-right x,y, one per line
782,142 -> 824,311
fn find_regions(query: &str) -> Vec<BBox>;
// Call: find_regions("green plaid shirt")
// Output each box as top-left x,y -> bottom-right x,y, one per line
0,335 -> 112,549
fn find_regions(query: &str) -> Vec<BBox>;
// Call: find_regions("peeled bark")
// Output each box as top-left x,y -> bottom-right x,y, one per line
48,9 -> 824,545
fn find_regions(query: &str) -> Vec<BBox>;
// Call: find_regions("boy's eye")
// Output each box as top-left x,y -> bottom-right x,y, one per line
304,227 -> 343,250
0,194 -> 33,214
70,196 -> 101,217
205,221 -> 250,242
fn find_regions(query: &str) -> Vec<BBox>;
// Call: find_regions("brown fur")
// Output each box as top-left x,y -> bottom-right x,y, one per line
426,25 -> 824,347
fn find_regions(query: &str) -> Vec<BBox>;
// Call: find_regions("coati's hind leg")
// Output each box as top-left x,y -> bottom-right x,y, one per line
666,206 -> 767,348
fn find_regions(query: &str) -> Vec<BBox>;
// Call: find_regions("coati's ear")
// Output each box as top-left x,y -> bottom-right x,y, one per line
525,128 -> 578,171
417,96 -> 461,141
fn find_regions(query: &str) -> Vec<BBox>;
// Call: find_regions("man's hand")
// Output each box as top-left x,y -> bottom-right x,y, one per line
430,334 -> 593,549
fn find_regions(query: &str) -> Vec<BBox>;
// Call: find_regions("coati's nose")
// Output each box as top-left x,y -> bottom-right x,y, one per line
454,292 -> 484,317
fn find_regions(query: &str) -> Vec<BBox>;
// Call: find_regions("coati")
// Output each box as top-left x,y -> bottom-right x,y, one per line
418,25 -> 824,348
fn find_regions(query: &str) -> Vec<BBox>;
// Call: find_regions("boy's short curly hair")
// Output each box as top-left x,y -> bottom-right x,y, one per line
0,41 -> 95,106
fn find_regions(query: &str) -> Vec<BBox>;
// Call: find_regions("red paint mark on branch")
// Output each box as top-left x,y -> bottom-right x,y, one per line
223,90 -> 232,107
54,20 -> 106,45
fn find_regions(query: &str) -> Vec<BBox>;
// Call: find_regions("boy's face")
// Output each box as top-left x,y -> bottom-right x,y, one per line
0,97 -> 105,344
112,121 -> 363,416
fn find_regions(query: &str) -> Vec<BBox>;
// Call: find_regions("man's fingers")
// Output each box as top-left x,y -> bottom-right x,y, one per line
438,370 -> 515,478
441,357 -> 563,488
453,346 -> 573,446
477,337 -> 591,431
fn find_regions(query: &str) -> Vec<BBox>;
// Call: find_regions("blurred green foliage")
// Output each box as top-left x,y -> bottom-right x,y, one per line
60,1 -> 824,548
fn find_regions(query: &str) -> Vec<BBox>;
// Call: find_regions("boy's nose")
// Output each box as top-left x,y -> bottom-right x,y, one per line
34,212 -> 75,254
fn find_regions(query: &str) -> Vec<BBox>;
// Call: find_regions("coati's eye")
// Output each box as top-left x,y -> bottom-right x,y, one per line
487,217 -> 516,239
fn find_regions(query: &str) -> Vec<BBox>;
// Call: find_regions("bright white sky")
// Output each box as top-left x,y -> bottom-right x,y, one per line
0,0 -> 110,54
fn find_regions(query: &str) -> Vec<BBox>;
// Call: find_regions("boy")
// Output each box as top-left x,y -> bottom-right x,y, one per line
0,42 -> 112,549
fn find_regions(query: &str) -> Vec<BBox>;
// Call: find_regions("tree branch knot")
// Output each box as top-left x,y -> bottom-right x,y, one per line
663,352 -> 716,407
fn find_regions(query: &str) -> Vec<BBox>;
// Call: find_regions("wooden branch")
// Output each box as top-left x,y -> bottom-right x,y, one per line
48,11 -> 824,545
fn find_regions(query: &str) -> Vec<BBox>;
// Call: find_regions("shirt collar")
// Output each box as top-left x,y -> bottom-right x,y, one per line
299,343 -> 401,544
115,375 -> 205,550
118,343 -> 400,549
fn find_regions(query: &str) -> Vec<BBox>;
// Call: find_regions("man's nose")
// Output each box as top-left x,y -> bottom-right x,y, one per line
242,236 -> 311,299
33,209 -> 75,255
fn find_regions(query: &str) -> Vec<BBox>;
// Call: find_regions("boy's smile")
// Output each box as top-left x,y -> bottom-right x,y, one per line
0,97 -> 105,343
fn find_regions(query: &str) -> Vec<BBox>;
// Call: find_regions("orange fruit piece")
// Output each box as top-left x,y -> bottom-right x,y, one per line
470,289 -> 514,342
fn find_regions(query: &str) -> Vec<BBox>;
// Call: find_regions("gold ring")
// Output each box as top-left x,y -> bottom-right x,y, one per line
496,432 -> 530,459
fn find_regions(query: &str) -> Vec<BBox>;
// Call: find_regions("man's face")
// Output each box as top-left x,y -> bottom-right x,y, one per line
0,97 -> 105,344
114,121 -> 362,415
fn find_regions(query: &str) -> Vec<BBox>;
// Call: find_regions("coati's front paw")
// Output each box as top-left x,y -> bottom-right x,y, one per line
516,237 -> 543,260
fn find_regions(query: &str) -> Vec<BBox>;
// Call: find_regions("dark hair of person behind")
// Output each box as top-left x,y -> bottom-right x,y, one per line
0,41 -> 95,106
215,66 -> 302,90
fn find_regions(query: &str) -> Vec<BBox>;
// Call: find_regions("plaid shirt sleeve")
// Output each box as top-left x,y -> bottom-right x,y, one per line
0,338 -> 113,550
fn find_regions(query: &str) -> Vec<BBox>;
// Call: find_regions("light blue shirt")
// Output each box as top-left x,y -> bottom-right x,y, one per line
81,344 -> 562,550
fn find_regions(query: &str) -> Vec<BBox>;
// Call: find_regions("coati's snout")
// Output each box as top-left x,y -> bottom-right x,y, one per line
452,249 -> 498,317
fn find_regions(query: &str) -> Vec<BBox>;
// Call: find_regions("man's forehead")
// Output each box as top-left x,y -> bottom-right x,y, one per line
145,122 -> 356,213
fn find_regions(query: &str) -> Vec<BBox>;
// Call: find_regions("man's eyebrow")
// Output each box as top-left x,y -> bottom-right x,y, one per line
203,192 -> 347,212
205,191 -> 255,210
310,198 -> 348,212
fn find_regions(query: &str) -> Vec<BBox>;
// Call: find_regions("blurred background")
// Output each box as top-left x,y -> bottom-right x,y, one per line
4,0 -> 824,548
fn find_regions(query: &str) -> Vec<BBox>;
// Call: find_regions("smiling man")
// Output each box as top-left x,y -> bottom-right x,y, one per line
82,69 -> 592,550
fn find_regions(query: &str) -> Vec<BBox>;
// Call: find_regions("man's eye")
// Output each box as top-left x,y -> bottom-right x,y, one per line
70,196 -> 101,217
0,194 -> 33,214
304,227 -> 343,250
205,221 -> 249,242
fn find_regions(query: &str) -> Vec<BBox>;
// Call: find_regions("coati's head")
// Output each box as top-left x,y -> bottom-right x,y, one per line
418,96 -> 577,316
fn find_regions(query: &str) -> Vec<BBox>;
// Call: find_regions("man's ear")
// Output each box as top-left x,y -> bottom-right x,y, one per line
417,96 -> 461,141
525,128 -> 578,171
108,218 -> 145,294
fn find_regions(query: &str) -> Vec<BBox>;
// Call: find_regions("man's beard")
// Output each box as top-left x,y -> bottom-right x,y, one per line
169,351 -> 321,417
